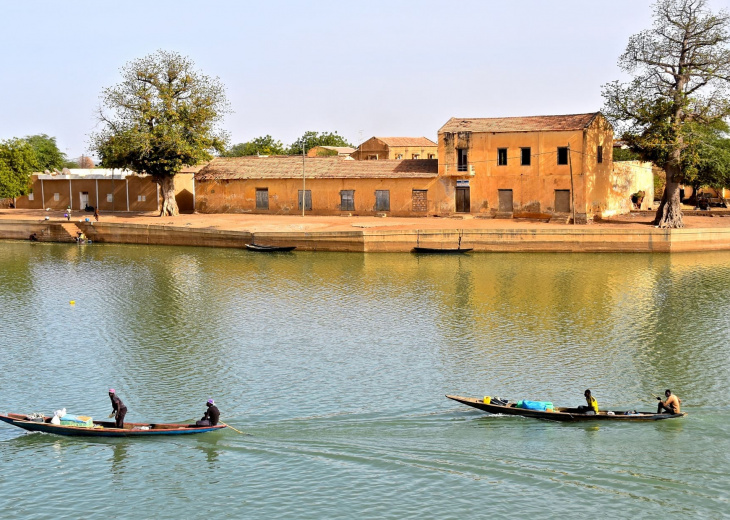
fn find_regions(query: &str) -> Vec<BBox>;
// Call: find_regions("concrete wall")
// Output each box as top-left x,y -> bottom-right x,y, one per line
195,176 -> 451,216
609,161 -> 655,214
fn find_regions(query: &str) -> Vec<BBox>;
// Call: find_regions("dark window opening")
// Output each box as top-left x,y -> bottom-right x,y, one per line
497,148 -> 508,166
340,190 -> 354,211
256,188 -> 269,210
375,190 -> 390,211
298,190 -> 312,211
557,147 -> 569,165
597,145 -> 603,163
521,147 -> 531,166
457,148 -> 468,172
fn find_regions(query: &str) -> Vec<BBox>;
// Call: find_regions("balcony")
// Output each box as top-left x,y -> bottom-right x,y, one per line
443,164 -> 475,177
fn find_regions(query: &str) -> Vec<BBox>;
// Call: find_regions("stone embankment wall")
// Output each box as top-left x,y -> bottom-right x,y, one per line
2,219 -> 730,253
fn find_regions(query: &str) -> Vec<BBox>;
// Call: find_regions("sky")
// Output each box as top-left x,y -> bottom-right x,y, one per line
1,0 -> 728,159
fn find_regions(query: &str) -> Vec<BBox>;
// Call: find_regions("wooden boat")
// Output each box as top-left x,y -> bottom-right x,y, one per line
412,247 -> 472,254
446,395 -> 687,422
0,413 -> 227,437
245,243 -> 296,252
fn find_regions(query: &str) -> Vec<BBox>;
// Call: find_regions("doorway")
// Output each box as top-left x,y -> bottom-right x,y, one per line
498,189 -> 513,212
80,192 -> 89,210
554,190 -> 571,213
456,187 -> 470,213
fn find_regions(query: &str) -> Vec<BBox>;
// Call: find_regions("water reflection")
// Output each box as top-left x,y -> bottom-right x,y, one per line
110,442 -> 129,479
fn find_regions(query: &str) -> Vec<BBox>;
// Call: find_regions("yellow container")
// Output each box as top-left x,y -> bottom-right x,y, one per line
483,396 -> 491,404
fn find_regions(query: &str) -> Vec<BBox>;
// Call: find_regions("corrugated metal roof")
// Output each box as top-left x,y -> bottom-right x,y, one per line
438,113 -> 601,133
196,156 -> 438,181
372,137 -> 437,147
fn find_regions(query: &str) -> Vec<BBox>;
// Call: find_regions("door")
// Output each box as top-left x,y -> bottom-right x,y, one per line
554,190 -> 571,213
498,189 -> 513,212
80,192 -> 89,210
455,187 -> 470,213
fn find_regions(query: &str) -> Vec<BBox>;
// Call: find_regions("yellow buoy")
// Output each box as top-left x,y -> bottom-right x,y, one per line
69,300 -> 75,305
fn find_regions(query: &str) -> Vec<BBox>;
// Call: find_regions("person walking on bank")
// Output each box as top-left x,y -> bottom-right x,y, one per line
196,399 -> 220,426
657,389 -> 681,414
94,207 -> 100,222
577,389 -> 599,415
108,388 -> 128,428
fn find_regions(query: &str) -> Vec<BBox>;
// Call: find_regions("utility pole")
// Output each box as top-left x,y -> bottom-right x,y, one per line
302,137 -> 306,217
568,143 -> 575,225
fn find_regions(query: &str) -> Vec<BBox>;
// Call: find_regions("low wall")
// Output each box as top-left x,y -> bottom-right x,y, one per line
1,219 -> 729,253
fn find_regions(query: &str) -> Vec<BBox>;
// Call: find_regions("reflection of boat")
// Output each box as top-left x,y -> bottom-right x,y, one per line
412,247 -> 472,254
0,413 -> 227,437
245,243 -> 296,252
446,395 -> 687,422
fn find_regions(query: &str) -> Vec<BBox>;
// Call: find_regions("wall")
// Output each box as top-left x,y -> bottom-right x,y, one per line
195,176 -> 451,217
174,173 -> 195,213
608,161 -> 655,215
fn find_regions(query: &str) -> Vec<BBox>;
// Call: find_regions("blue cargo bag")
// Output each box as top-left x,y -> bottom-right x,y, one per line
517,400 -> 553,411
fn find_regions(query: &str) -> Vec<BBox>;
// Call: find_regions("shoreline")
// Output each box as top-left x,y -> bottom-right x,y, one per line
2,209 -> 730,253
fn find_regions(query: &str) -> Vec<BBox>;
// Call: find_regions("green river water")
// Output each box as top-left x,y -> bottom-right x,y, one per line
0,242 -> 728,519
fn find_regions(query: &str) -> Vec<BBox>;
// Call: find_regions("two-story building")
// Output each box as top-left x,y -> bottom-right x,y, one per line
438,112 -> 634,220
351,137 -> 438,161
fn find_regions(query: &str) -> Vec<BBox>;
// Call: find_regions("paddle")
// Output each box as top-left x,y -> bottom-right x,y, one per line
220,421 -> 247,435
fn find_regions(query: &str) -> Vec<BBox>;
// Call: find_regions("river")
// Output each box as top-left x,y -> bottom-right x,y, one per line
0,242 -> 728,519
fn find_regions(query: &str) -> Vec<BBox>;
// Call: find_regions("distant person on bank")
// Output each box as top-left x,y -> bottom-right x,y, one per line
94,207 -> 100,222
657,389 -> 681,414
108,388 -> 127,428
577,389 -> 599,415
196,399 -> 220,426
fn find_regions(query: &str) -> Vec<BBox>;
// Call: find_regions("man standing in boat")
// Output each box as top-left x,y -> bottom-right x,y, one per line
657,389 -> 681,414
577,389 -> 599,415
108,389 -> 127,428
196,399 -> 220,426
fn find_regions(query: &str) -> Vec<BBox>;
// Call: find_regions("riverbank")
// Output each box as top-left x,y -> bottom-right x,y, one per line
2,208 -> 730,252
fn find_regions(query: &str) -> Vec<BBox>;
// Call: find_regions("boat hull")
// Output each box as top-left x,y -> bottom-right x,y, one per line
245,244 -> 296,252
446,395 -> 687,422
412,247 -> 472,254
0,413 -> 227,437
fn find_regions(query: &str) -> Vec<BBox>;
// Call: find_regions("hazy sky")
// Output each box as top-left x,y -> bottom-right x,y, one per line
1,0 -> 728,158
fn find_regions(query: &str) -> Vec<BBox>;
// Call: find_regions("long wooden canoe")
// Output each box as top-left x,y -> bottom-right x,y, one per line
412,247 -> 472,254
446,395 -> 687,422
245,243 -> 296,252
0,413 -> 226,437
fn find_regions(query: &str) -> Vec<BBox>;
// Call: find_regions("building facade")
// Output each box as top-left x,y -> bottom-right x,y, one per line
350,137 -> 438,161
306,146 -> 356,157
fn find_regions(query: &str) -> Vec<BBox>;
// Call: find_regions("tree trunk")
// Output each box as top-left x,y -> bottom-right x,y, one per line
159,176 -> 179,217
653,176 -> 683,228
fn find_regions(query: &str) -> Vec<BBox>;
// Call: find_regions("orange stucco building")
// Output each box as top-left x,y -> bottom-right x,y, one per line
351,137 -> 438,161
438,113 -> 621,219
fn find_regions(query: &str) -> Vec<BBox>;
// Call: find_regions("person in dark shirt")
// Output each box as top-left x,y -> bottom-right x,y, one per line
108,388 -> 128,428
196,399 -> 220,426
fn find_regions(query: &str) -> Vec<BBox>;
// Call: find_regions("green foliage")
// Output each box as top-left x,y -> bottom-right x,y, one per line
90,50 -> 229,215
24,134 -> 66,171
613,147 -> 641,161
0,138 -> 39,199
223,135 -> 285,156
288,131 -> 353,155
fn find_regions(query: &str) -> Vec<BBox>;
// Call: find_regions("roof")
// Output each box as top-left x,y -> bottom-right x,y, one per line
312,146 -> 356,154
34,168 -> 138,180
438,113 -> 601,134
369,137 -> 437,147
195,156 -> 438,181
179,163 -> 209,174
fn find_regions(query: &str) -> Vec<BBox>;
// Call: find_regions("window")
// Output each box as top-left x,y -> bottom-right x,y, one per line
375,190 -> 390,211
412,190 -> 427,212
457,148 -> 468,172
396,154 -> 403,160
28,192 -> 34,201
107,194 -> 113,203
597,145 -> 603,163
412,154 -> 420,159
521,147 -> 531,166
340,190 -> 354,211
256,188 -> 269,209
54,193 -> 60,201
428,154 -> 435,159
557,147 -> 569,165
367,154 -> 378,160
497,148 -> 508,166
137,195 -> 146,202
298,190 -> 312,211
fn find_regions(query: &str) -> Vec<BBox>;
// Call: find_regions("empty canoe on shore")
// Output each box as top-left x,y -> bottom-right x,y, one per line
245,243 -> 296,252
0,413 -> 226,437
412,247 -> 472,254
446,395 -> 687,422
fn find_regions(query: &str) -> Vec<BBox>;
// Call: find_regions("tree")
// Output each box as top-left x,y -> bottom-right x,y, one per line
223,135 -> 285,156
0,138 -> 39,200
91,50 -> 229,216
24,134 -> 66,171
287,131 -> 353,155
602,0 -> 730,228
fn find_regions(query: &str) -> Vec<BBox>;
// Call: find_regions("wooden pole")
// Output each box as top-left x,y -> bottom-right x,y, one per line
568,143 -> 575,225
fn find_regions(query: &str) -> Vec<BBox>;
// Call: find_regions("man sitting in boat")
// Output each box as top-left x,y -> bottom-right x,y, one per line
108,389 -> 127,428
196,399 -> 220,426
657,389 -> 681,414
577,389 -> 599,415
